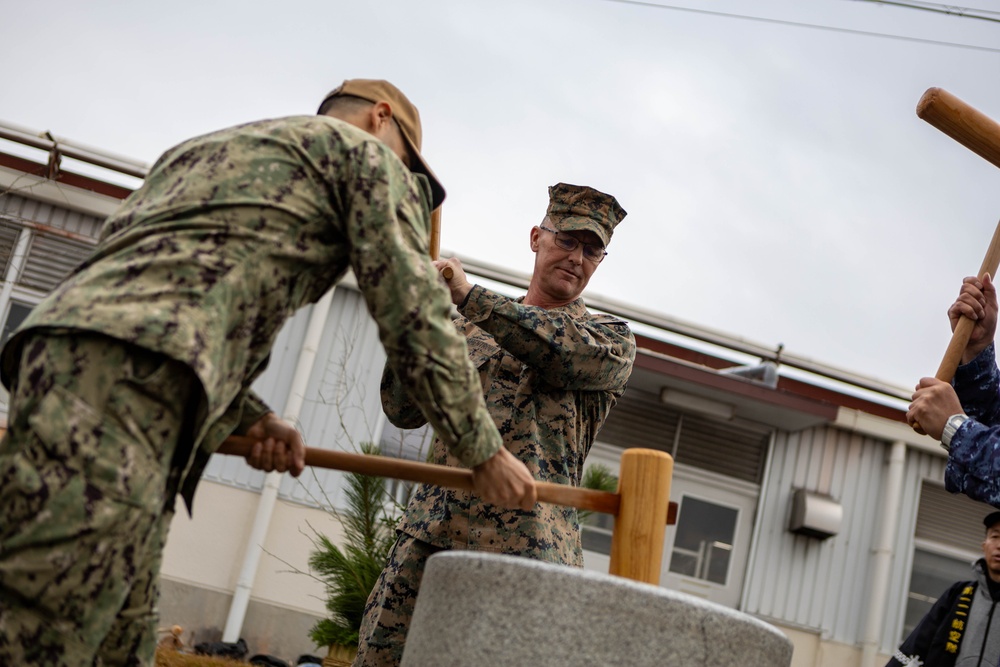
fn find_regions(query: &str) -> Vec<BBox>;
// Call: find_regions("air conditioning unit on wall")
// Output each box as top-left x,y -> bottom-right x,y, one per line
788,488 -> 842,540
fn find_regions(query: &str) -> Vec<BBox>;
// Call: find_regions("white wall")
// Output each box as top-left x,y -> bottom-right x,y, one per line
162,480 -> 346,617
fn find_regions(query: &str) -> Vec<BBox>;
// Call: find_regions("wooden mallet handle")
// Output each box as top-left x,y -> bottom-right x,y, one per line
917,87 -> 1000,171
935,224 -> 1000,382
429,207 -> 443,261
220,435 -> 620,516
917,88 -> 1000,381
429,207 -> 454,280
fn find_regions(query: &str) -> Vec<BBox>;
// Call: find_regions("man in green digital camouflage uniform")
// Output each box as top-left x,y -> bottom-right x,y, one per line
355,183 -> 636,666
0,79 -> 536,667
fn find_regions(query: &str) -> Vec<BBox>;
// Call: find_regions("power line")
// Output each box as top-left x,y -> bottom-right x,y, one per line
601,0 -> 1000,53
856,0 -> 1000,17
846,0 -> 1000,23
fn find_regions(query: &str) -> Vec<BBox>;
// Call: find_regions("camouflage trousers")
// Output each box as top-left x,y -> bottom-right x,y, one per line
353,532 -> 443,667
0,332 -> 197,666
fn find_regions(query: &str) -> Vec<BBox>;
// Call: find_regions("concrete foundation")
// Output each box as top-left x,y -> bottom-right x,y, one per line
401,552 -> 793,667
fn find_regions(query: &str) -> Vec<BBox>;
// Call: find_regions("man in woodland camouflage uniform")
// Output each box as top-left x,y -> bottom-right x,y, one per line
0,79 -> 536,667
355,183 -> 636,666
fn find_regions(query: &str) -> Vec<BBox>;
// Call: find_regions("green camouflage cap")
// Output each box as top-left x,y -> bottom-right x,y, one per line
545,183 -> 626,247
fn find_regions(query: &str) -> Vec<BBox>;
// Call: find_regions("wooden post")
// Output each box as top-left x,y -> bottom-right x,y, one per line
608,448 -> 674,585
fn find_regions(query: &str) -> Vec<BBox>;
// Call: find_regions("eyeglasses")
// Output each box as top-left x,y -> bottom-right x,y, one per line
538,226 -> 607,264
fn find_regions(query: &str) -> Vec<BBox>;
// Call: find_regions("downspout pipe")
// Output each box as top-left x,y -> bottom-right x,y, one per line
860,440 -> 907,666
222,287 -> 336,642
740,430 -> 776,611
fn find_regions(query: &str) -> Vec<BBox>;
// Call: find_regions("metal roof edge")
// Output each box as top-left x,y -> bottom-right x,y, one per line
834,407 -> 943,456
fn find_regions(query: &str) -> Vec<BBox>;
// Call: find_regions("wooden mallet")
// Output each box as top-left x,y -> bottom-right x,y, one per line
429,207 -> 454,280
218,436 -> 676,584
916,88 -> 1000,385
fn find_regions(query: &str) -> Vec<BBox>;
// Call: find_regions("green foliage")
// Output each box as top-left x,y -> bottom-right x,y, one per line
308,442 -> 400,649
580,463 -> 619,522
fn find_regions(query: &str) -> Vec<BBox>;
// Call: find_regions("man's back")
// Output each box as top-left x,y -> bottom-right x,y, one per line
1,114 -> 429,426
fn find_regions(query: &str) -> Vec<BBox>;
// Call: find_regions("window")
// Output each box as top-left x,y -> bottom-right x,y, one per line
668,495 -> 738,586
1,301 -> 32,347
896,481 -> 991,642
902,547 -> 972,639
19,230 -> 93,291
580,443 -> 758,607
660,470 -> 756,607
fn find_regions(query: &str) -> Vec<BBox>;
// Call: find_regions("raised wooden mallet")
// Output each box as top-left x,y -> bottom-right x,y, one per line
916,88 -> 1000,385
218,436 -> 676,585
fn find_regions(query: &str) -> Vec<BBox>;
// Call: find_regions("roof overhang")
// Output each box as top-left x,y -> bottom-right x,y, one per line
631,350 -> 839,431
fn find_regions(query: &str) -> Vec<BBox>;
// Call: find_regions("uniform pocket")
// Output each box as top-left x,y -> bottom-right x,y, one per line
0,448 -> 44,544
28,384 -> 161,514
467,336 -> 499,369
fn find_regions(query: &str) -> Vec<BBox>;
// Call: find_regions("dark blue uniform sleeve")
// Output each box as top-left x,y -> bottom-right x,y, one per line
945,345 -> 1000,505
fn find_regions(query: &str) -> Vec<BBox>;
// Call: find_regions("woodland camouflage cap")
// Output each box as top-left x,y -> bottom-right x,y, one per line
545,183 -> 626,247
319,79 -> 445,209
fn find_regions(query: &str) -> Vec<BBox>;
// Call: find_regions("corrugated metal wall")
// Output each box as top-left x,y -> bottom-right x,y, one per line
742,425 -> 889,645
201,284 -> 386,511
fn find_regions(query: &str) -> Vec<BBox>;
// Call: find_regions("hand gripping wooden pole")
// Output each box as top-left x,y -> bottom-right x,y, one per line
218,436 -> 677,582
934,224 -> 1000,382
917,88 -> 1000,382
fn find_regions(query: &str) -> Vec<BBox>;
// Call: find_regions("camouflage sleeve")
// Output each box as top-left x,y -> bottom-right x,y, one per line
380,362 -> 428,429
339,143 -> 501,468
236,390 -> 274,433
458,285 -> 635,392
201,390 -> 273,453
945,344 -> 1000,503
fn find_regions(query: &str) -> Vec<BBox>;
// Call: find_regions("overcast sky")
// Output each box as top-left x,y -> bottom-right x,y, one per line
3,0 -> 1000,399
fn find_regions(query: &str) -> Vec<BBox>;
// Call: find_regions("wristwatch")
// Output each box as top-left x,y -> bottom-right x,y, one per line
941,413 -> 970,451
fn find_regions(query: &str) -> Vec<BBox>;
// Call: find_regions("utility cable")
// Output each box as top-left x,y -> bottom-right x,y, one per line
846,0 -> 1000,23
848,0 -> 1000,18
600,0 -> 1000,53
